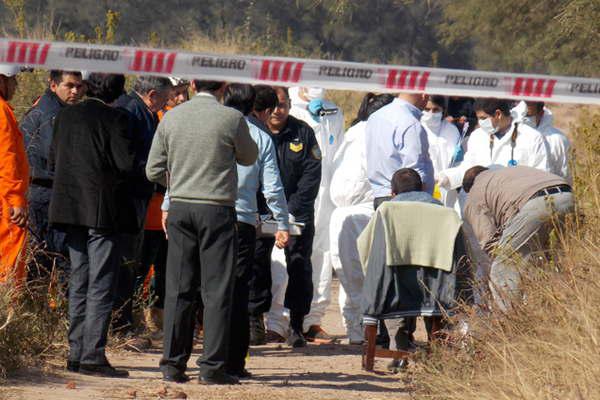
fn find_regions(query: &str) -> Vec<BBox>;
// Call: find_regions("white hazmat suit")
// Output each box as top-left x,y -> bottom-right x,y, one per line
266,87 -> 345,334
512,101 -> 571,181
328,120 -> 374,342
438,120 -> 550,190
421,112 -> 462,211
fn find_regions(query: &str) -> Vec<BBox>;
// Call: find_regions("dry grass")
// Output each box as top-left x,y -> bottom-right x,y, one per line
0,278 -> 68,379
411,110 -> 600,399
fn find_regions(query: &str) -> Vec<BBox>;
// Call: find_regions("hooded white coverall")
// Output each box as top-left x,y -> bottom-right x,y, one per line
439,121 -> 550,190
422,116 -> 462,212
328,120 -> 374,342
512,101 -> 571,181
266,87 -> 345,334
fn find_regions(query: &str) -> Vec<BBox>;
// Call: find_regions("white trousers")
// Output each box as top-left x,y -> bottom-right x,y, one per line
265,246 -> 290,337
303,183 -> 335,331
329,203 -> 373,341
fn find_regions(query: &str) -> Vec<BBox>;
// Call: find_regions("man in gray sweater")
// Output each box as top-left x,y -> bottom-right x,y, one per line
146,80 -> 257,385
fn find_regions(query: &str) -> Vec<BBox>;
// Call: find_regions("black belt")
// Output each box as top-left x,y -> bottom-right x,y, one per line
30,178 -> 53,188
532,184 -> 571,199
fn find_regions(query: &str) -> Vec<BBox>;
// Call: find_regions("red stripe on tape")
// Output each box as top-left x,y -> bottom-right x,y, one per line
270,60 -> 283,81
165,53 -> 176,74
259,60 -> 270,80
418,71 -> 430,90
291,62 -> 303,82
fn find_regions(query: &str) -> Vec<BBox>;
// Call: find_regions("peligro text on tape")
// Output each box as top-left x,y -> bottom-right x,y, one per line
1,38 -> 599,105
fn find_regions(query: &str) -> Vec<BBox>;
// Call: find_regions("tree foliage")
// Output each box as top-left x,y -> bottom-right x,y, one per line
0,0 -> 597,77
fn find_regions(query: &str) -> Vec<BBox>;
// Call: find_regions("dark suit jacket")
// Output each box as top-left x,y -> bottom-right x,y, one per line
114,91 -> 158,200
49,99 -> 137,232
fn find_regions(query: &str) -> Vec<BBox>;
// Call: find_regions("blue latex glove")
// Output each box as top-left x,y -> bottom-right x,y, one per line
308,99 -> 324,122
452,143 -> 465,163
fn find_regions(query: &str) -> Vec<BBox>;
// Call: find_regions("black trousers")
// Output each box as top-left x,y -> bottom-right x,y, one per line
373,196 -> 392,344
373,196 -> 392,210
160,202 -> 237,378
28,185 -> 69,279
112,196 -> 150,333
137,229 -> 167,309
249,221 -> 314,331
226,222 -> 256,374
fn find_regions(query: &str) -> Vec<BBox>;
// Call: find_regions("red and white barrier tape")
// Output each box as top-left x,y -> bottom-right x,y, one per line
1,38 -> 599,105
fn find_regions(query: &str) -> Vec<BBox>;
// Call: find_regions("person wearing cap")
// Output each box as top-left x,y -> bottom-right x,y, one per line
0,65 -> 29,285
20,70 -> 85,279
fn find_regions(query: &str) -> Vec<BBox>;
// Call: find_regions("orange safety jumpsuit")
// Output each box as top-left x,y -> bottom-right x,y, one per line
0,96 -> 30,285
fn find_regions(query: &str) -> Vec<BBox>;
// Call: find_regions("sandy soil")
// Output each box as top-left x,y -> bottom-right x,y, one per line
1,280 -> 413,400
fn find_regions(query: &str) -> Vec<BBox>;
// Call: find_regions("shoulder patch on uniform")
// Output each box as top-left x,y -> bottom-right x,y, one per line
289,142 -> 303,152
311,144 -> 322,160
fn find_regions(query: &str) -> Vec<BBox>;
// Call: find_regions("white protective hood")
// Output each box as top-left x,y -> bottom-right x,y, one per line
329,121 -> 373,208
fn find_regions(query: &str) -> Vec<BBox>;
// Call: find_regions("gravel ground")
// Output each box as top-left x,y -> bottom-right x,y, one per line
2,280 -> 412,399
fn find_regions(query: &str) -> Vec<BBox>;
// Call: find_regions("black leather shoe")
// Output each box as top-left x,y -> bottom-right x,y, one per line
199,371 -> 240,385
66,360 -> 80,372
228,368 -> 252,379
79,363 -> 129,378
287,329 -> 307,348
163,372 -> 190,383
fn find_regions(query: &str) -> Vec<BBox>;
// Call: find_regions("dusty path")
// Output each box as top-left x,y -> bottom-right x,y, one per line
1,280 -> 411,399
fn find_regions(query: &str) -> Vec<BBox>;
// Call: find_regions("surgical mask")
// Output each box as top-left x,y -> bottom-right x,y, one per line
522,115 -> 537,128
421,111 -> 443,131
478,117 -> 497,135
304,87 -> 325,101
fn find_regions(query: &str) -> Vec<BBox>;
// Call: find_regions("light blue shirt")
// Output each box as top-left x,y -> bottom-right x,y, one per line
161,118 -> 289,230
365,98 -> 434,197
236,118 -> 289,229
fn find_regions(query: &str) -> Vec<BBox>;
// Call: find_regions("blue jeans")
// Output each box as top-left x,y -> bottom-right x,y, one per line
67,226 -> 119,365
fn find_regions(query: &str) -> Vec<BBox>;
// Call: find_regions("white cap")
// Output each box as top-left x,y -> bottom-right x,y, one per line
0,64 -> 21,78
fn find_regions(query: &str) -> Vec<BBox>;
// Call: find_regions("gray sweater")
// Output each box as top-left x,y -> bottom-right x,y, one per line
146,93 -> 258,207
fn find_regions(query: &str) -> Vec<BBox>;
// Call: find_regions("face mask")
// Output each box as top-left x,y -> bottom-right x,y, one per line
478,117 -> 497,135
421,111 -> 443,131
522,115 -> 537,128
304,87 -> 325,101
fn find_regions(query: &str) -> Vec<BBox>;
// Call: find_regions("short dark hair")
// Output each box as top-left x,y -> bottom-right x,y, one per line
133,76 -> 172,95
462,166 -> 489,193
253,85 -> 278,113
86,73 -> 126,103
473,98 -> 511,117
391,168 -> 423,195
49,70 -> 82,85
223,83 -> 255,115
193,80 -> 225,93
429,95 -> 446,110
527,101 -> 545,113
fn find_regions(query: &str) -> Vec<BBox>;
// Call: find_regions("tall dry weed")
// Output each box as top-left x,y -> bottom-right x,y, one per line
412,110 -> 600,399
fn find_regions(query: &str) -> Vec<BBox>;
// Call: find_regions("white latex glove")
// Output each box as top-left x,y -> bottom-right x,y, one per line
437,173 -> 451,190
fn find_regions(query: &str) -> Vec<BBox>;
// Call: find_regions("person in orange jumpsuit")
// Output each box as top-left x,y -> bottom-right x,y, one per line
0,65 -> 29,286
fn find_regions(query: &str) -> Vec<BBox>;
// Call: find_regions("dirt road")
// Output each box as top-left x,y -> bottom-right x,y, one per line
1,280 -> 410,399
